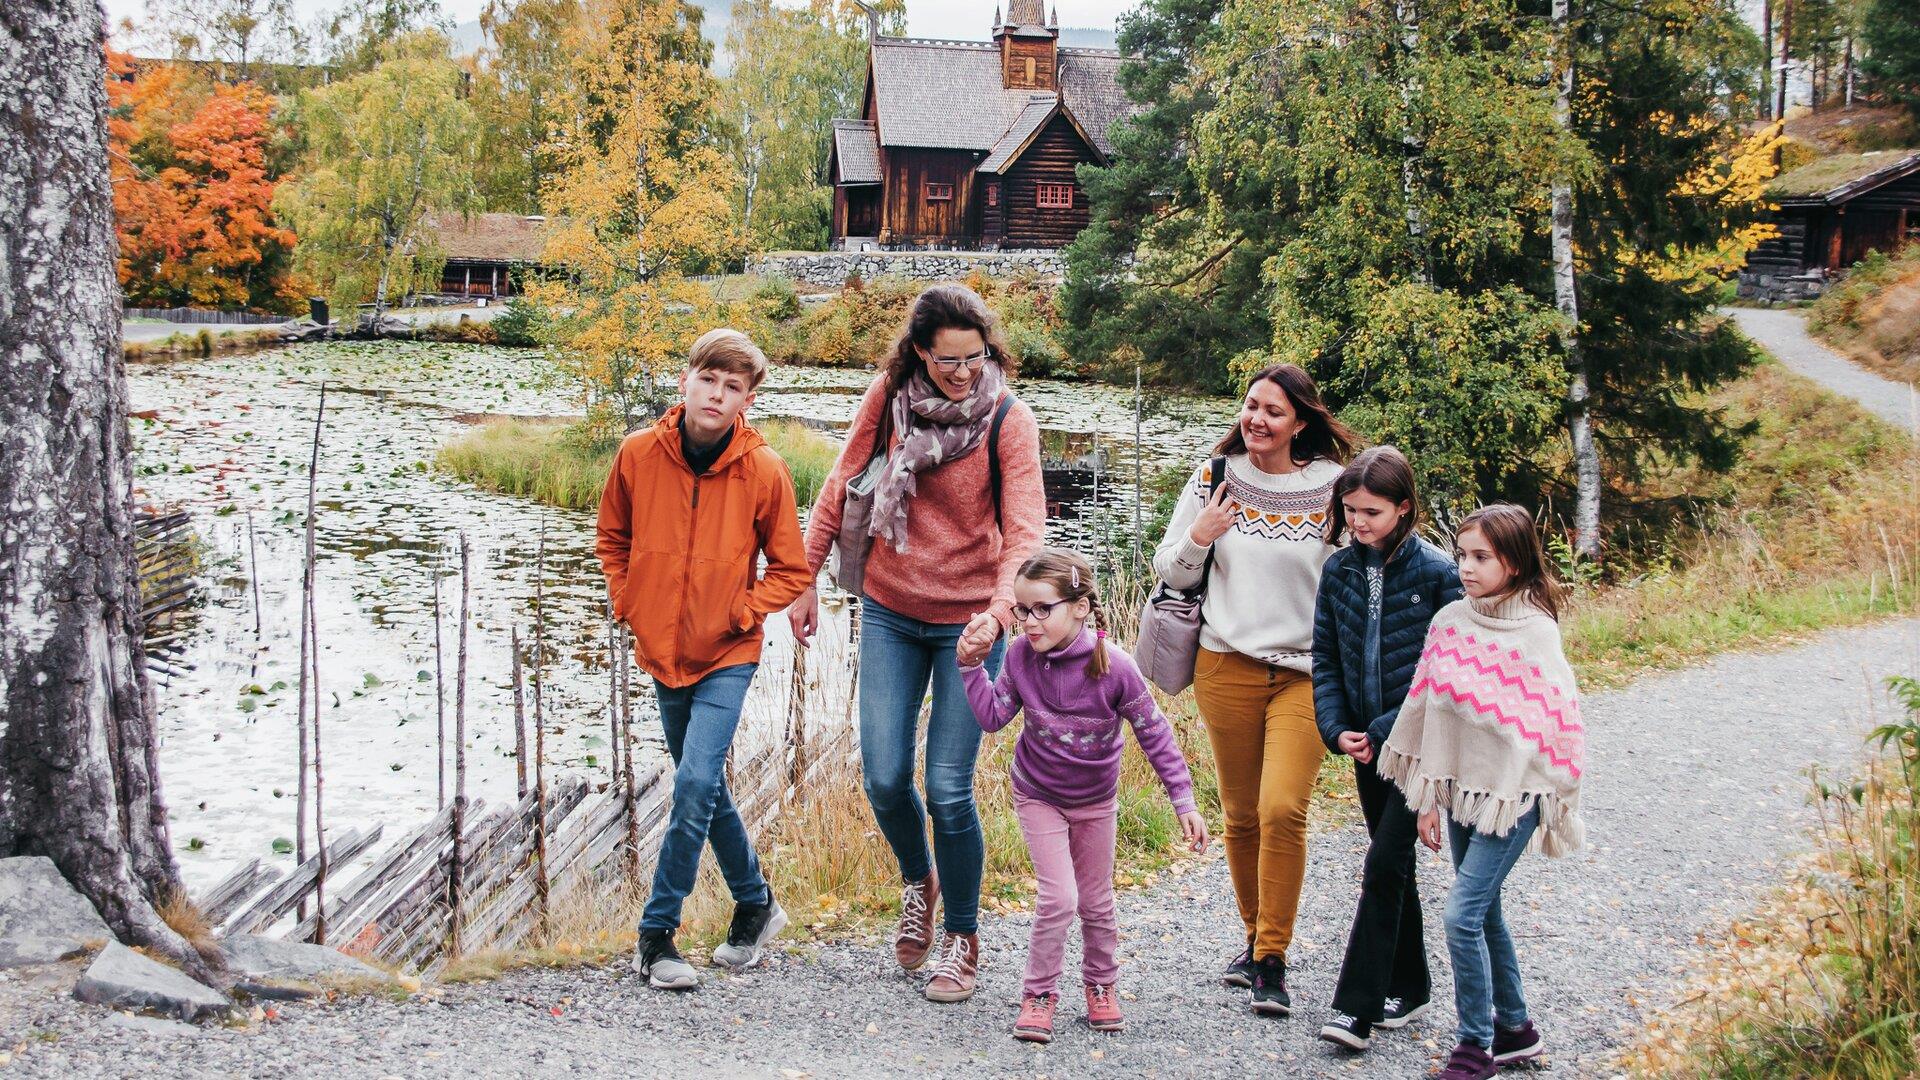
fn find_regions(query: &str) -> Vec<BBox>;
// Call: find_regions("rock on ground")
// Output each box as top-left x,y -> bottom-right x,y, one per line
0,856 -> 113,968
71,943 -> 230,1023
220,934 -> 387,988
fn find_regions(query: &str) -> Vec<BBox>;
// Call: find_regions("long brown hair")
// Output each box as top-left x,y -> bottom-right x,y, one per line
879,284 -> 1018,401
1017,548 -> 1109,679
1326,445 -> 1419,551
1212,362 -> 1356,466
1456,503 -> 1565,621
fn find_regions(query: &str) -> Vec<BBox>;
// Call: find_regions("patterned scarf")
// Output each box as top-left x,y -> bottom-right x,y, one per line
868,362 -> 1008,552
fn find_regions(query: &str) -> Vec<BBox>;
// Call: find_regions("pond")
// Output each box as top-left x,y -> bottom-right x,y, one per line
126,341 -> 1236,892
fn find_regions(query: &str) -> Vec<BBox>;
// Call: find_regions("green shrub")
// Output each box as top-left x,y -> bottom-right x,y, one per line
491,296 -> 552,348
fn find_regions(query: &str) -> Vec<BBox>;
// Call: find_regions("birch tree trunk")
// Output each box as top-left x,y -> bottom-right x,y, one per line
1396,0 -> 1429,284
1552,0 -> 1601,558
0,0 -> 217,981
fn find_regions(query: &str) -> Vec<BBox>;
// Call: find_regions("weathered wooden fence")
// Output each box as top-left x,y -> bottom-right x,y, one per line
194,603 -> 863,977
125,307 -> 290,325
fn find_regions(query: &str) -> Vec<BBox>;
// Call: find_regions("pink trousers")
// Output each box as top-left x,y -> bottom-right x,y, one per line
1014,789 -> 1120,997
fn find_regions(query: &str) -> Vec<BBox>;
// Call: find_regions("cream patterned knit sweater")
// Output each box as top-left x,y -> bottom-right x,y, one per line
1151,455 -> 1341,674
1378,591 -> 1587,857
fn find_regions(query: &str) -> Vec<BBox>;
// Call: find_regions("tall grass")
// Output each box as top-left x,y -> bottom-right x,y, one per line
1623,676 -> 1920,1079
1808,246 -> 1920,385
435,415 -> 839,510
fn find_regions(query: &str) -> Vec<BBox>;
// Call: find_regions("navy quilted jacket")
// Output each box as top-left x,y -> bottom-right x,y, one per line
1311,535 -> 1463,752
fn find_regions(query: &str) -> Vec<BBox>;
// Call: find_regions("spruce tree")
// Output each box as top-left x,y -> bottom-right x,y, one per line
1860,0 -> 1920,118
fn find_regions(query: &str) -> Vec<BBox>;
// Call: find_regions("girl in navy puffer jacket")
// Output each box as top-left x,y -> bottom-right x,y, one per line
1310,446 -> 1462,1053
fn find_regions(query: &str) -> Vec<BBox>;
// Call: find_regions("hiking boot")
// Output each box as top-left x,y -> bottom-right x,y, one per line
1318,1010 -> 1371,1051
894,873 -> 940,971
1493,1020 -> 1544,1065
1012,992 -> 1056,1043
1083,982 -> 1125,1032
1222,936 -> 1257,988
1436,1043 -> 1497,1080
711,896 -> 788,971
1250,955 -> 1291,1016
1378,995 -> 1433,1030
922,931 -> 979,1003
635,929 -> 697,991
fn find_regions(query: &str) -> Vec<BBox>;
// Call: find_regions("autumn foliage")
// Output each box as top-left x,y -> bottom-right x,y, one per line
106,49 -> 302,312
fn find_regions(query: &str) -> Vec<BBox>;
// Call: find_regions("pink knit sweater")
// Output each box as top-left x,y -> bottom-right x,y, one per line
804,375 -> 1047,627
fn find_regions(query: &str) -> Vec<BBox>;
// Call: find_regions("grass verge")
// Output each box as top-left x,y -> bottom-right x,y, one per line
1621,676 -> 1920,1078
435,414 -> 839,511
1565,361 -> 1918,690
1807,246 -> 1920,386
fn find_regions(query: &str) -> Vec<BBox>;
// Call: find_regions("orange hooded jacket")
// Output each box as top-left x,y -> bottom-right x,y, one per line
595,406 -> 812,689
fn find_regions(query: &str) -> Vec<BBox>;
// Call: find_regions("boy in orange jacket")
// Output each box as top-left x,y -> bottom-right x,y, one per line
595,328 -> 812,990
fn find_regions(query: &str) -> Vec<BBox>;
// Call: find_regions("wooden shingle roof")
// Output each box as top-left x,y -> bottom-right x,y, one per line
833,120 -> 883,184
861,37 -> 1130,158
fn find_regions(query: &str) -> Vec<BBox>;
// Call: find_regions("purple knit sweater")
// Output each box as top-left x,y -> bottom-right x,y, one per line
961,628 -> 1197,814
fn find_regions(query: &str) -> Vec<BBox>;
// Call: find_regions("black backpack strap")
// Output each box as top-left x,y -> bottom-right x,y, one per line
1198,455 -> 1228,587
987,394 -> 1015,530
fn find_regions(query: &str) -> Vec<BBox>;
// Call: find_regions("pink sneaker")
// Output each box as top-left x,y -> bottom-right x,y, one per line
1013,992 -> 1057,1043
1084,982 -> 1125,1032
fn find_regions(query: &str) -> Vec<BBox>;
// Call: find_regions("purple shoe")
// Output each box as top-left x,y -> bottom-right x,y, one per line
1436,1043 -> 1496,1080
1493,1021 -> 1544,1065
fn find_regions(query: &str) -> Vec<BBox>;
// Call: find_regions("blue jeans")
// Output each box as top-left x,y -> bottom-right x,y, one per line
639,664 -> 769,934
1444,807 -> 1537,1048
858,597 -> 1005,935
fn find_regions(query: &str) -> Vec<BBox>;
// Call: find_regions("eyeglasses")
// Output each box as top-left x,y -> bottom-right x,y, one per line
923,348 -> 993,374
1012,600 -> 1065,623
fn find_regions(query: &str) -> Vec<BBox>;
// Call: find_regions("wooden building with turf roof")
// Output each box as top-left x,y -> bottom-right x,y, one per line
828,1 -> 1132,251
1739,149 -> 1920,302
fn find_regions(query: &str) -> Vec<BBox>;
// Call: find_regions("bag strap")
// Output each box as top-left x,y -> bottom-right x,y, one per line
865,388 -> 895,469
1198,455 -> 1228,588
987,393 -> 1014,530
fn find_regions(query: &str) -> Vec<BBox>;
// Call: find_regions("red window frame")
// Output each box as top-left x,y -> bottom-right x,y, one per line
986,183 -> 1000,208
1037,182 -> 1074,209
925,181 -> 954,202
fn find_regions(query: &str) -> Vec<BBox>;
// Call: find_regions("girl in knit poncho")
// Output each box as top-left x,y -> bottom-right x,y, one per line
1377,504 -> 1586,1080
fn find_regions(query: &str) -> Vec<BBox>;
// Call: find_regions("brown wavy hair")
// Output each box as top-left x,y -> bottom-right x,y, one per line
1212,362 -> 1356,466
879,284 -> 1018,400
1326,445 -> 1419,551
1017,548 -> 1110,679
1456,503 -> 1565,621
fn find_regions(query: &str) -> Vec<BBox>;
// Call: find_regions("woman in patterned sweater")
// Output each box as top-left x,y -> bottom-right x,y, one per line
1151,362 -> 1354,1017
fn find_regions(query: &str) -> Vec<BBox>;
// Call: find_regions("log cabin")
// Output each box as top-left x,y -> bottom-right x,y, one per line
1738,149 -> 1920,302
828,1 -> 1132,251
420,212 -> 551,300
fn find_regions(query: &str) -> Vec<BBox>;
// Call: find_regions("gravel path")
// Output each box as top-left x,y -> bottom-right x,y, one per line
6,618 -> 1916,1079
1726,306 -> 1918,433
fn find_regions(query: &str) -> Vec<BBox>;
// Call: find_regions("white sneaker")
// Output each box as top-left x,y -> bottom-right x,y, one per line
711,899 -> 788,971
636,931 -> 698,990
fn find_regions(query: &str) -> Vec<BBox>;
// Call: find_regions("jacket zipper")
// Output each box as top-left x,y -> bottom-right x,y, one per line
676,473 -> 702,666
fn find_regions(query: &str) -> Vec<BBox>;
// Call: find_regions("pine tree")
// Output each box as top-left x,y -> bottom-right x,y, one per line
1860,0 -> 1920,118
1059,0 -> 1268,394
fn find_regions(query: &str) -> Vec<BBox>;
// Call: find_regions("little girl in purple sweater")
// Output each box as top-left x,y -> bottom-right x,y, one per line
957,547 -> 1208,1044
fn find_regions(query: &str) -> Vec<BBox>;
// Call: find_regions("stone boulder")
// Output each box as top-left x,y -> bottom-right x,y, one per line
220,933 -> 387,993
0,856 -> 112,968
72,942 -> 231,1022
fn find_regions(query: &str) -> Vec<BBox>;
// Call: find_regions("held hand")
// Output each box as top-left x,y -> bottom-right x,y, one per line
1336,730 -> 1373,763
960,610 -> 1001,651
1187,482 -> 1238,547
1178,810 -> 1210,853
788,587 -> 819,645
1418,809 -> 1444,852
955,633 -> 990,668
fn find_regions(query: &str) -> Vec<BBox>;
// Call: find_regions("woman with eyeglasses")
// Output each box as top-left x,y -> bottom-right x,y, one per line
1152,362 -> 1355,1018
793,283 -> 1046,1004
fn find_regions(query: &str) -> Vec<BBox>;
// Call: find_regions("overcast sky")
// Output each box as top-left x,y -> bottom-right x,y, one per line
101,0 -> 1145,42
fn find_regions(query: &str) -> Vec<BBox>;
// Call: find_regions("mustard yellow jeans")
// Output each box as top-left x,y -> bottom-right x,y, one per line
1193,647 -> 1325,963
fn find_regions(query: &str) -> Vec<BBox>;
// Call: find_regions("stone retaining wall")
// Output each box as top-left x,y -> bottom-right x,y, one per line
748,250 -> 1068,288
1736,267 -> 1830,304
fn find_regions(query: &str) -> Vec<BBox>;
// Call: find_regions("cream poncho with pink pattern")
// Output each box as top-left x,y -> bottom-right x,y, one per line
1378,591 -> 1587,858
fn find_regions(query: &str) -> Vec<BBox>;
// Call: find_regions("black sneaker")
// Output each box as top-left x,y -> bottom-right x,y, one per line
635,929 -> 697,990
1222,938 -> 1257,988
1318,1010 -> 1370,1051
1492,1020 -> 1544,1065
1250,955 -> 1291,1016
712,897 -> 788,971
1377,995 -> 1432,1030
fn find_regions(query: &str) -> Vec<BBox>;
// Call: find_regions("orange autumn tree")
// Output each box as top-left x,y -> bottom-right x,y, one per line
106,49 -> 301,312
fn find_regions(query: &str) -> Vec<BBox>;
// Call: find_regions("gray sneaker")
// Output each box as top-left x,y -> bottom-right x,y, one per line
712,898 -> 788,971
636,930 -> 698,990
